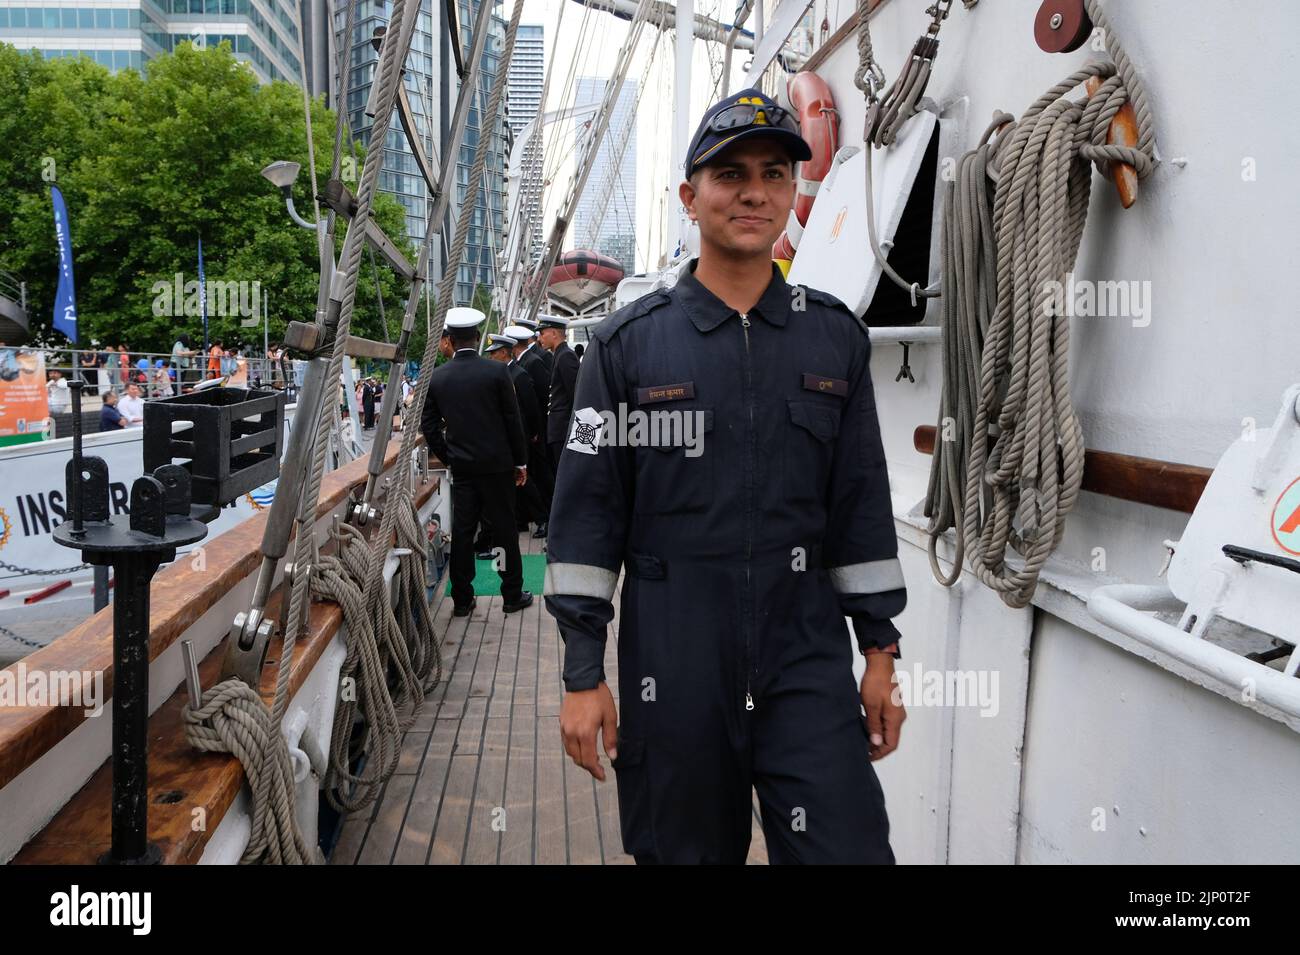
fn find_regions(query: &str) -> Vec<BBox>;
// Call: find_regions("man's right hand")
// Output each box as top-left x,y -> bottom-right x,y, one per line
560,682 -> 619,781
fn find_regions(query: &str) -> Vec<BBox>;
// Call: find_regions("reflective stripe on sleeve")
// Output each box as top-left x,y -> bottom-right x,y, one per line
543,562 -> 619,600
828,558 -> 905,594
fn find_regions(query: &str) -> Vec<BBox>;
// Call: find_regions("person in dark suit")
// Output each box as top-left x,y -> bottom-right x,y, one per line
539,315 -> 580,478
511,320 -> 554,537
487,332 -> 548,534
421,308 -> 533,617
361,378 -> 376,430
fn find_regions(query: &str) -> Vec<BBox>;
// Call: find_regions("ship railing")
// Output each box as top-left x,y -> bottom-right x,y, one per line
0,437 -> 444,863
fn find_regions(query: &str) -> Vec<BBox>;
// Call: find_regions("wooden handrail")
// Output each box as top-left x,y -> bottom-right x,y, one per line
913,425 -> 1212,514
0,439 -> 425,792
11,448 -> 440,864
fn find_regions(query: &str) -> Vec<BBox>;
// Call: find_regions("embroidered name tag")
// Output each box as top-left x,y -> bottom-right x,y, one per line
637,381 -> 696,404
802,373 -> 848,397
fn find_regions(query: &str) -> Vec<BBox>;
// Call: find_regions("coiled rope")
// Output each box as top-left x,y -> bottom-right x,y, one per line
925,0 -> 1156,607
327,0 -> 526,811
183,0 -> 417,863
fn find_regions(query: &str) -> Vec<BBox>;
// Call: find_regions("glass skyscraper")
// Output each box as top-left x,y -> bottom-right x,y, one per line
0,0 -> 304,82
572,74 -> 637,274
337,0 -> 507,304
505,22 -> 543,268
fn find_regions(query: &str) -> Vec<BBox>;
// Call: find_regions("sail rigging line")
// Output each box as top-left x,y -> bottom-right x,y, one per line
184,0 -> 421,855
579,25 -> 663,253
289,0 -> 323,251
319,0 -> 529,813
522,0 -> 654,324
314,0 -> 528,814
853,0 -> 965,304
925,0 -> 1156,608
541,0 -> 598,190
176,0 -> 371,866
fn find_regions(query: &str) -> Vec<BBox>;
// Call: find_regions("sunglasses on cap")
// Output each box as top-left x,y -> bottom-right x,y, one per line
706,101 -> 799,134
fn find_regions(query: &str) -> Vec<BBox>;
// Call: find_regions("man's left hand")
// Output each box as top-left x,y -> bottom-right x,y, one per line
515,466 -> 527,487
861,654 -> 904,761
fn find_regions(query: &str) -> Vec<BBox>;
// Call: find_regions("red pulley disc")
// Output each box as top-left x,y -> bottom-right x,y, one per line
1034,0 -> 1092,54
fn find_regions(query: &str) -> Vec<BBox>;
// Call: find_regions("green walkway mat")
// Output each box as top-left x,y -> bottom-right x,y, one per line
445,553 -> 547,597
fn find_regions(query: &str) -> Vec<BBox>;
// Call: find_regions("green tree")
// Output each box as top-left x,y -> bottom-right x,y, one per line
0,42 -> 414,355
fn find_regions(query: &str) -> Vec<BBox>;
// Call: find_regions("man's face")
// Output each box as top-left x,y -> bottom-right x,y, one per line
439,334 -> 453,359
679,138 -> 795,259
539,328 -> 563,350
127,385 -> 141,399
104,391 -> 117,405
488,348 -> 510,364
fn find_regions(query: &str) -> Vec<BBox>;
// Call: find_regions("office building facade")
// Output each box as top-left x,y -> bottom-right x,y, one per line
0,0 -> 305,82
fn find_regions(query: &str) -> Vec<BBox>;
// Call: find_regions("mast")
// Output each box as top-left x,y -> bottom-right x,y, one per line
669,0 -> 693,260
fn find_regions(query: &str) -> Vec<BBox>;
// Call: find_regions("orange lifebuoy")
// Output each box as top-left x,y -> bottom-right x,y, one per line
772,72 -> 839,262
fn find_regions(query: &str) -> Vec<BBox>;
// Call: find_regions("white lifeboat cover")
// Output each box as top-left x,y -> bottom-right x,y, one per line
787,109 -> 938,317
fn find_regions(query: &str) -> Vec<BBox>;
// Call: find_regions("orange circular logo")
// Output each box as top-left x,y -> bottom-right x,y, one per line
1270,474 -> 1300,556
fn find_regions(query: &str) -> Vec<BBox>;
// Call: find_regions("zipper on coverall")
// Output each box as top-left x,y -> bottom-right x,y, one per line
741,312 -> 755,712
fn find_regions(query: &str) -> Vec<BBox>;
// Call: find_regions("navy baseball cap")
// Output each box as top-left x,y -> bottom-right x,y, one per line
684,88 -> 812,177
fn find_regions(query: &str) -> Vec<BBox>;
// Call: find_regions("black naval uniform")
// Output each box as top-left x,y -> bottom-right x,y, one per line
508,357 -> 551,526
545,339 -> 581,473
520,337 -> 556,511
543,262 -> 905,864
519,341 -> 553,433
421,348 -> 528,608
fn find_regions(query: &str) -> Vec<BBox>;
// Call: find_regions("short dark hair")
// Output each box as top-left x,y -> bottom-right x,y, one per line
447,327 -> 479,349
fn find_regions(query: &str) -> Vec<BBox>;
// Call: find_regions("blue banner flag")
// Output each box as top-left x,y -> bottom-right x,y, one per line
50,185 -> 77,343
198,235 -> 208,350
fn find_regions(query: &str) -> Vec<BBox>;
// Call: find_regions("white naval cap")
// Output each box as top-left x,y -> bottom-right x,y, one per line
485,334 -> 514,352
537,315 -> 569,331
514,317 -> 540,331
503,324 -> 534,342
444,306 -> 486,330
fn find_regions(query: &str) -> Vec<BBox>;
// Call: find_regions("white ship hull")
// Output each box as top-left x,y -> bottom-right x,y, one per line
806,0 -> 1300,863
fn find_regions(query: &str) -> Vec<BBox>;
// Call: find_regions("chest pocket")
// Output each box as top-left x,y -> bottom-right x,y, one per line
786,399 -> 841,504
633,407 -> 714,515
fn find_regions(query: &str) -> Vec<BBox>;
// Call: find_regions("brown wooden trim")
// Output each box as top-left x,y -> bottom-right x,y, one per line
0,439 -> 429,792
12,464 -> 440,864
913,425 -> 1211,513
801,0 -> 890,75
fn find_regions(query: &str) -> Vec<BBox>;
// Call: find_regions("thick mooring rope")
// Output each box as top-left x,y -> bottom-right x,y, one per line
183,680 -> 321,864
181,0 -> 414,863
323,0 -> 525,814
926,0 -> 1155,607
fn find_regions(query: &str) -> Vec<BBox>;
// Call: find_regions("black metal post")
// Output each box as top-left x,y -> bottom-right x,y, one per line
68,379 -> 84,538
106,552 -> 163,865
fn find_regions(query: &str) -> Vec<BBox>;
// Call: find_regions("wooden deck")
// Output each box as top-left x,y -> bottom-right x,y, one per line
331,529 -> 769,865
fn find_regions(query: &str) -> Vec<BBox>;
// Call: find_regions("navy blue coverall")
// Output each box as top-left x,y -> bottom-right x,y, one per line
544,261 -> 906,864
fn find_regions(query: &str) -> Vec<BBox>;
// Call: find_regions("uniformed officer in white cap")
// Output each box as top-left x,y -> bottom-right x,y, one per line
507,322 -> 553,536
421,307 -> 533,617
488,332 -> 548,534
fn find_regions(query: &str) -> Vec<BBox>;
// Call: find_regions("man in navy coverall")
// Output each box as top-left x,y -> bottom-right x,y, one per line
544,89 -> 907,864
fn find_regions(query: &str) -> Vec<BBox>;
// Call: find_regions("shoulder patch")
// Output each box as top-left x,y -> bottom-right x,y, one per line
801,286 -> 870,337
592,289 -> 673,345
